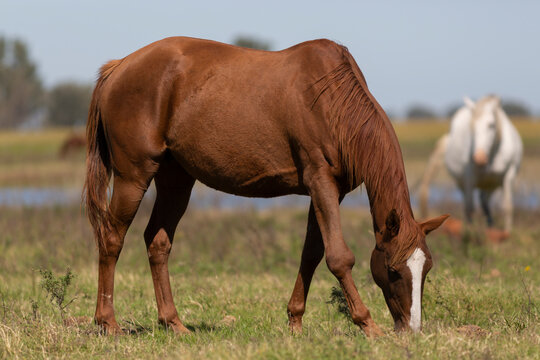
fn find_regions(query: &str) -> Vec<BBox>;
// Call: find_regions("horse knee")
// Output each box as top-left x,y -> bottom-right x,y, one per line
351,307 -> 372,326
326,251 -> 355,279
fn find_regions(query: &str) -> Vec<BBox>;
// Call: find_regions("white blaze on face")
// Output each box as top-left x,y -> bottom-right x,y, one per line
406,248 -> 426,332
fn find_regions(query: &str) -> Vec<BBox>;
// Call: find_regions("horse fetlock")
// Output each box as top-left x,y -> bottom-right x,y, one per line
351,307 -> 372,327
158,308 -> 180,326
287,301 -> 305,318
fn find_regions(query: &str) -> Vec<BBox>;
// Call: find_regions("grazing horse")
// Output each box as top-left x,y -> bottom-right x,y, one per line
59,133 -> 86,158
84,37 -> 448,337
419,95 -> 522,232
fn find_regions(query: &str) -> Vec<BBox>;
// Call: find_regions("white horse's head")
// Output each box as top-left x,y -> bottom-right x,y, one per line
464,95 -> 502,167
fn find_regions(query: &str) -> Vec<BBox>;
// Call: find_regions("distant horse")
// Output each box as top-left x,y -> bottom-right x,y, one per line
420,95 -> 522,232
59,133 -> 86,158
84,37 -> 447,337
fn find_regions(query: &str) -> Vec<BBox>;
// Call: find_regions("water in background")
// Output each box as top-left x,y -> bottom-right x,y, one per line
0,185 -> 538,210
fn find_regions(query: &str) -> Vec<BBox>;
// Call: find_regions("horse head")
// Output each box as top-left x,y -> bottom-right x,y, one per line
465,95 -> 502,167
370,210 -> 448,332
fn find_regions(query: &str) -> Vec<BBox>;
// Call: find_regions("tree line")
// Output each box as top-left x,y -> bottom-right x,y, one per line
406,100 -> 531,120
0,35 -> 533,129
0,36 -> 92,129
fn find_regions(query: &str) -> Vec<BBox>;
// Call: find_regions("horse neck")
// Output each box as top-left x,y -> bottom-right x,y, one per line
360,119 -> 415,233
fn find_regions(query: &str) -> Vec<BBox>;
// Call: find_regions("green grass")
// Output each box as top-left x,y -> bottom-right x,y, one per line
0,205 -> 538,359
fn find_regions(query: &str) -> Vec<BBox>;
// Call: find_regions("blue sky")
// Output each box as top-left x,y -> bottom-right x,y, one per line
1,0 -> 538,115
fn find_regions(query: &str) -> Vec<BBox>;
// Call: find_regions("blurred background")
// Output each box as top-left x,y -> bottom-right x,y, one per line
0,0 -> 538,210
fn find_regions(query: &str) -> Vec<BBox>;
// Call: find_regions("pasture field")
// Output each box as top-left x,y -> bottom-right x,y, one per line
0,120 -> 539,359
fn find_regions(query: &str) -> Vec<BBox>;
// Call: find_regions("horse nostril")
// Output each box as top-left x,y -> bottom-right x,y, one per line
473,151 -> 488,166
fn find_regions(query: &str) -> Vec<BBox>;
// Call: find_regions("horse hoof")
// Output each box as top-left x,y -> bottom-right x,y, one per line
95,317 -> 124,335
362,319 -> 384,338
289,322 -> 303,335
167,320 -> 191,335
288,314 -> 303,335
486,228 -> 510,244
103,324 -> 124,335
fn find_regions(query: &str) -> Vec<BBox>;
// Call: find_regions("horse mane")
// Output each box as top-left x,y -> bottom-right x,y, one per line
472,95 -> 499,115
311,46 -> 419,266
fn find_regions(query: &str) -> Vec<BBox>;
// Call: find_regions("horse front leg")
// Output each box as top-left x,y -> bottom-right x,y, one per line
502,166 -> 517,232
304,166 -> 383,338
461,175 -> 475,224
287,202 -> 324,334
479,189 -> 494,227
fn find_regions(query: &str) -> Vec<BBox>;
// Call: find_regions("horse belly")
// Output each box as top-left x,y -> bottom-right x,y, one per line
167,118 -> 305,197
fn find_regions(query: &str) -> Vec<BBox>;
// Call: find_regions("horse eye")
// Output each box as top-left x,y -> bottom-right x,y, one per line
388,267 -> 401,280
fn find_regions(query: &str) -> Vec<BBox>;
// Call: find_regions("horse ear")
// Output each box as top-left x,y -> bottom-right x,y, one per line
463,96 -> 475,109
419,214 -> 450,235
385,209 -> 401,238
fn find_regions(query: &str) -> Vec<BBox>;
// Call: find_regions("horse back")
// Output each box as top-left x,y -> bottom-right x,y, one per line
97,37 -> 348,196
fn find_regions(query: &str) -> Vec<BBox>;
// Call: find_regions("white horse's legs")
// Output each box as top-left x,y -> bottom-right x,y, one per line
479,190 -> 494,227
462,172 -> 475,224
502,167 -> 517,232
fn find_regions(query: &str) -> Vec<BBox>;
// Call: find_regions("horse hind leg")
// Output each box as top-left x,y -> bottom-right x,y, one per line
287,202 -> 324,334
143,156 -> 195,334
95,162 -> 158,334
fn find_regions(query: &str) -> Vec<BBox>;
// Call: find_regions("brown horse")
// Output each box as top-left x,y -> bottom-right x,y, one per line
59,133 -> 86,158
84,37 -> 448,337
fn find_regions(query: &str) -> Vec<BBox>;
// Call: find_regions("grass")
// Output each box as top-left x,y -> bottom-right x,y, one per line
0,205 -> 539,359
0,121 -> 539,359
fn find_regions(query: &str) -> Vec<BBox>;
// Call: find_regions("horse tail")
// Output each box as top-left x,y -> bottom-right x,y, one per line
419,134 -> 449,219
83,59 -> 122,247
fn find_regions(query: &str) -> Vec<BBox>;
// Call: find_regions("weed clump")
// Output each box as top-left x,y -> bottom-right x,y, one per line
327,286 -> 351,321
39,268 -> 76,318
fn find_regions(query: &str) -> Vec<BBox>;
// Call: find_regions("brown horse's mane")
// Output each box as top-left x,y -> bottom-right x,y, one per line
311,46 -> 419,266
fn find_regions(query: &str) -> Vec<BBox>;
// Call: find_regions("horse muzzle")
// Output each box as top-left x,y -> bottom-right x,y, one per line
473,150 -> 488,166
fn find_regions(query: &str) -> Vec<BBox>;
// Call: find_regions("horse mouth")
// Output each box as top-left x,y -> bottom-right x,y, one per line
473,151 -> 488,166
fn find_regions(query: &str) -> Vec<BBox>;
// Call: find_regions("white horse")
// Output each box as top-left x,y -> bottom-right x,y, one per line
420,95 -> 523,232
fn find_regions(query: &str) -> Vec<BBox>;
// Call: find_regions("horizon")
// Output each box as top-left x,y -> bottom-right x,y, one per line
1,1 -> 538,116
